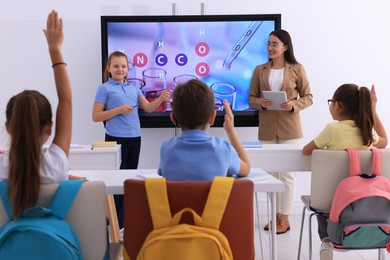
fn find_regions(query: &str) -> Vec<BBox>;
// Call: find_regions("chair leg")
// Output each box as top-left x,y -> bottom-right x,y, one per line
255,193 -> 265,260
297,206 -> 307,260
105,195 -> 122,260
308,212 -> 316,260
106,195 -> 121,243
378,248 -> 385,260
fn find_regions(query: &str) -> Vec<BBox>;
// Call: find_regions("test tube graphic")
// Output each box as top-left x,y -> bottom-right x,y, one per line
223,21 -> 263,70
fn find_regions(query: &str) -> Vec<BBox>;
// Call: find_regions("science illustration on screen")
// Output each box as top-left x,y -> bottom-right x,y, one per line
101,14 -> 281,127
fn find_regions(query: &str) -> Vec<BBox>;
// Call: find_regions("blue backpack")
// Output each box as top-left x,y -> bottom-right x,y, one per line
0,180 -> 85,259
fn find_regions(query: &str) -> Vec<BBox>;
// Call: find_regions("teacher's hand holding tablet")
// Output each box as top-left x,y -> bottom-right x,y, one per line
260,97 -> 274,108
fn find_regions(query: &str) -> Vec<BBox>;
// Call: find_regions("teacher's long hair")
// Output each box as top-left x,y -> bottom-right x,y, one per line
269,29 -> 299,64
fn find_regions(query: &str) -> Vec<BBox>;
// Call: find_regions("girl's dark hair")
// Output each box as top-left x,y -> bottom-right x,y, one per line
333,84 -> 374,146
6,90 -> 52,219
103,51 -> 129,82
269,29 -> 299,64
172,79 -> 215,129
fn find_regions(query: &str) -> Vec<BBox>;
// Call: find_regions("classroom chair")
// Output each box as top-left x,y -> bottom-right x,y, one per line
0,181 -> 114,260
123,178 -> 255,260
297,149 -> 390,260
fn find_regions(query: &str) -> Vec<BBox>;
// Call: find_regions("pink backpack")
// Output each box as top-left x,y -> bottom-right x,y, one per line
327,148 -> 390,252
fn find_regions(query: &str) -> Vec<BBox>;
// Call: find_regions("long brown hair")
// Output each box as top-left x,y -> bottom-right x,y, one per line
6,90 -> 52,219
269,30 -> 299,64
103,51 -> 129,82
333,84 -> 374,146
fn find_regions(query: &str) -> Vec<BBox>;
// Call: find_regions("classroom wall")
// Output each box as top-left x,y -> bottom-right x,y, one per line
1,0 -> 389,213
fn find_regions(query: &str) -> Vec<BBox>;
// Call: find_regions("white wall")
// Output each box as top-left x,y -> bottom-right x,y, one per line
1,0 -> 389,213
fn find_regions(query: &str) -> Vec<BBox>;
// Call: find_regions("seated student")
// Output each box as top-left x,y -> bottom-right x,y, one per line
302,83 -> 388,260
158,79 -> 251,181
0,10 -> 83,219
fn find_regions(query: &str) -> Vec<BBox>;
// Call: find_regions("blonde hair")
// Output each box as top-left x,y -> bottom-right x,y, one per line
103,51 -> 129,82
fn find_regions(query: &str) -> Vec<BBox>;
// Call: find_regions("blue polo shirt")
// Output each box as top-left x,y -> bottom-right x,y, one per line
158,130 -> 240,181
94,78 -> 143,137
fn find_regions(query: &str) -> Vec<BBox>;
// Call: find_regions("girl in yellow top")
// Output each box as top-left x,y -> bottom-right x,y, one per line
303,83 -> 387,260
303,84 -> 387,154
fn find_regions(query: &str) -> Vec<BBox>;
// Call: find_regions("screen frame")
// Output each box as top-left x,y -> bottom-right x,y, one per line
101,14 -> 281,128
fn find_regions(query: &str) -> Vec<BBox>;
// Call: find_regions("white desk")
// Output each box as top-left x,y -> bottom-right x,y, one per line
68,145 -> 121,170
68,144 -> 122,245
245,144 -> 311,172
70,168 -> 284,260
67,143 -> 307,260
68,143 -> 310,172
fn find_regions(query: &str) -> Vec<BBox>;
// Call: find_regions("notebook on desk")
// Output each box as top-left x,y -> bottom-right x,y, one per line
242,141 -> 262,148
235,171 -> 268,182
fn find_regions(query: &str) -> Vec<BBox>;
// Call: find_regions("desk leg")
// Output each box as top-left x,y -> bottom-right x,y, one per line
270,192 -> 277,260
255,193 -> 265,260
106,195 -> 121,243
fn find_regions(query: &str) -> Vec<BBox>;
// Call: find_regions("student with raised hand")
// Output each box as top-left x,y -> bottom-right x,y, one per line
0,10 -> 78,219
302,83 -> 387,260
92,51 -> 170,229
158,79 -> 250,181
248,29 -> 313,235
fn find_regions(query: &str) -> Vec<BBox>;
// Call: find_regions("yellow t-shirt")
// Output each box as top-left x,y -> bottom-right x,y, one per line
314,120 -> 379,150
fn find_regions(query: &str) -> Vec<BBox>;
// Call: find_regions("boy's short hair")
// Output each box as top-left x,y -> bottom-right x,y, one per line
172,79 -> 215,129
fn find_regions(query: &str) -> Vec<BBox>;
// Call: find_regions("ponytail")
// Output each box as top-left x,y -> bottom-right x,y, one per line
356,87 -> 374,146
333,84 -> 374,146
6,90 -> 52,219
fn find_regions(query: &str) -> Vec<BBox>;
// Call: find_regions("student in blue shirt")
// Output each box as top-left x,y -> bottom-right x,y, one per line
92,51 -> 169,228
158,79 -> 250,181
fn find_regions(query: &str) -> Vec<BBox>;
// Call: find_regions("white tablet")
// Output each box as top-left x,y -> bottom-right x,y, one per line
262,91 -> 288,110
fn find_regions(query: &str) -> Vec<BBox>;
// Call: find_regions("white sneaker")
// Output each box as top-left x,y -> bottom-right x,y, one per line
119,228 -> 125,239
320,238 -> 333,260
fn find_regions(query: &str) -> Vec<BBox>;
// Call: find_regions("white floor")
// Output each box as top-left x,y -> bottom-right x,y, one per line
255,212 -> 390,260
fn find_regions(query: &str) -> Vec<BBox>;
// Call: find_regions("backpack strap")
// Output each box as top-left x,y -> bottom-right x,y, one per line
371,147 -> 382,176
49,180 -> 85,219
347,148 -> 361,176
0,181 -> 12,219
201,177 -> 234,229
0,180 -> 84,220
145,177 -> 234,230
145,178 -> 172,229
347,148 -> 383,177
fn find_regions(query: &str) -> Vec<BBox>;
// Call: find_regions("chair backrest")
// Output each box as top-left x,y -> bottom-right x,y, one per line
0,181 -> 108,260
310,149 -> 390,212
123,178 -> 254,260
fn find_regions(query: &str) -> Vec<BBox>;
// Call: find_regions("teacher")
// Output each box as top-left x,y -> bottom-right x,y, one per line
248,29 -> 313,234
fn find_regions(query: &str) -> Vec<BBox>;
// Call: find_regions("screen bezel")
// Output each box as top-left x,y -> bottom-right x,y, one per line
101,14 -> 281,128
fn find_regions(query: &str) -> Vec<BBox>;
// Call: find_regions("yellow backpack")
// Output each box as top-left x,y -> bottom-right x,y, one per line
136,177 -> 234,260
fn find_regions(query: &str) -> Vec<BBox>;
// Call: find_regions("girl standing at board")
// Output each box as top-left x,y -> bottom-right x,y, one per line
92,51 -> 169,229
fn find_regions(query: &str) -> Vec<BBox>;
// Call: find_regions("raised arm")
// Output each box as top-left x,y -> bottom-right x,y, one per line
43,10 -> 72,156
223,100 -> 251,176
